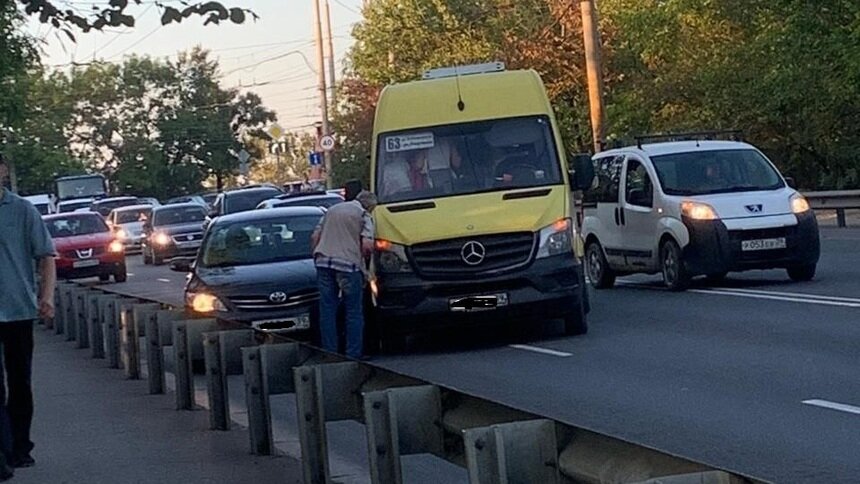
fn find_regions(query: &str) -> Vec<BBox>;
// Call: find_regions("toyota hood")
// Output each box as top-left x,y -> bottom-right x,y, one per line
374,185 -> 568,245
193,259 -> 317,297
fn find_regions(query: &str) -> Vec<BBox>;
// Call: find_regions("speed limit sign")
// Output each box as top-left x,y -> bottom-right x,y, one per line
319,135 -> 336,152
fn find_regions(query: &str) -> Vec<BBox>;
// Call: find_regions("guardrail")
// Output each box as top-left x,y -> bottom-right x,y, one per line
51,280 -> 769,484
803,190 -> 860,228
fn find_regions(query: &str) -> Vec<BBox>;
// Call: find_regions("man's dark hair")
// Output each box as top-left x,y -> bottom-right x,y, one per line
343,179 -> 362,201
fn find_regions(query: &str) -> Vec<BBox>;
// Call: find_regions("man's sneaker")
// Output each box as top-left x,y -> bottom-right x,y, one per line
11,454 -> 35,468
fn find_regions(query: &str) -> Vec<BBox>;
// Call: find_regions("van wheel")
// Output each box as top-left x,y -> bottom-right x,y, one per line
787,264 -> 816,282
705,272 -> 728,284
114,264 -> 128,283
661,239 -> 691,291
585,241 -> 615,289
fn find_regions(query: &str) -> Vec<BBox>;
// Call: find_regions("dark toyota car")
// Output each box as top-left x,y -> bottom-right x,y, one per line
171,206 -> 324,334
142,203 -> 208,265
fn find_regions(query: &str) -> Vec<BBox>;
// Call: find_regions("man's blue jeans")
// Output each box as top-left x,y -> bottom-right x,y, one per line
317,268 -> 365,359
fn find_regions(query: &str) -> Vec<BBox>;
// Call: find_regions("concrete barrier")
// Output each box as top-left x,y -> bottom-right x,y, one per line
172,319 -> 218,410
146,309 -> 184,395
203,329 -> 257,430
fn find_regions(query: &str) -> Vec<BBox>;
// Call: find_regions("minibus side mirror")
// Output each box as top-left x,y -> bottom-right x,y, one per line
784,176 -> 797,189
569,153 -> 596,191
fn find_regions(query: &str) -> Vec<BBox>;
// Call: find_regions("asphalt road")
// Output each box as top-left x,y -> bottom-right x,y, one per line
97,228 -> 860,483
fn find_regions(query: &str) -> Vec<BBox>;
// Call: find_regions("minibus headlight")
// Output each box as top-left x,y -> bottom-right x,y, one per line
536,218 -> 574,259
187,292 -> 227,313
374,239 -> 411,273
790,193 -> 810,214
681,201 -> 719,221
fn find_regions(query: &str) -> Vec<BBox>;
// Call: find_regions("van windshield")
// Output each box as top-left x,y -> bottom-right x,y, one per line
651,149 -> 784,196
375,116 -> 563,204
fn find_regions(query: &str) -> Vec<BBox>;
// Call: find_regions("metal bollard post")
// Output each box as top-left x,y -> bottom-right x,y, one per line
463,420 -> 559,484
74,289 -> 90,349
63,287 -> 76,339
363,391 -> 402,484
146,310 -> 181,395
203,332 -> 228,430
294,365 -> 330,484
123,304 -> 160,380
837,208 -> 847,228
87,292 -> 105,359
101,297 -> 122,368
173,322 -> 195,410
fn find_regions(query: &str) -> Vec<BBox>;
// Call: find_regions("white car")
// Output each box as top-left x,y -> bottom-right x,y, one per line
24,194 -> 55,215
107,204 -> 153,254
581,138 -> 820,291
256,192 -> 344,210
58,198 -> 95,213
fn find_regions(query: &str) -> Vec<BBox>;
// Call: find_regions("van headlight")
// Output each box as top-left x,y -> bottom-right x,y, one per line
681,201 -> 719,220
790,193 -> 810,214
153,232 -> 171,246
187,292 -> 227,313
536,218 -> 574,259
374,239 -> 411,273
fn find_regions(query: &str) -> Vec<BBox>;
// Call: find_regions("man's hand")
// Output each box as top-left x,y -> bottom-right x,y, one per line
39,297 -> 55,320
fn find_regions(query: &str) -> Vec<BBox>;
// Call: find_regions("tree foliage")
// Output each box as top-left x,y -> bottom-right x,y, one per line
337,0 -> 860,189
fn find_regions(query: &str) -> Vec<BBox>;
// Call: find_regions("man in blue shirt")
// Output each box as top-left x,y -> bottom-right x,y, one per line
0,155 -> 56,479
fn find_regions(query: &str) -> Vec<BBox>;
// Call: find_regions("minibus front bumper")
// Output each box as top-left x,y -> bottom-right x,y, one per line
372,254 -> 587,332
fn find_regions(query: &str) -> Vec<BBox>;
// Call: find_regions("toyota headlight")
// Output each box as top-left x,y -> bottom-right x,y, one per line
153,232 -> 171,246
790,193 -> 810,214
536,218 -> 574,259
187,292 -> 227,313
374,239 -> 411,273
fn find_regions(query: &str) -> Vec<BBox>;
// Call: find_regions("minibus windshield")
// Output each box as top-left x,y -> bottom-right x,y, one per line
375,116 -> 563,204
651,149 -> 784,196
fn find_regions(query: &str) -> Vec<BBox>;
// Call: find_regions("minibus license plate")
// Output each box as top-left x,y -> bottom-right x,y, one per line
73,259 -> 100,268
741,237 -> 786,251
449,293 -> 508,312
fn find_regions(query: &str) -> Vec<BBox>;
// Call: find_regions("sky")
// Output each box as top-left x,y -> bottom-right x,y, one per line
27,0 -> 365,133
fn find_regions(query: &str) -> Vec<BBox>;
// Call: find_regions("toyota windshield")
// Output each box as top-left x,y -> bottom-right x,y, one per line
375,116 -> 563,204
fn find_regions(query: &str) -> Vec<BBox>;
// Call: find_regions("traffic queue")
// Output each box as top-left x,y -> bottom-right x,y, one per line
37,62 -> 820,356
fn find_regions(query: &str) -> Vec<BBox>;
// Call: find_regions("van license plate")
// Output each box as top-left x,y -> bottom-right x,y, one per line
741,238 -> 786,251
73,259 -> 100,268
449,293 -> 508,312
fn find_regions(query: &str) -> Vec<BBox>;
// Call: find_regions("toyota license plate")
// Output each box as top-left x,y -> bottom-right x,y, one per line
449,293 -> 509,312
741,237 -> 786,251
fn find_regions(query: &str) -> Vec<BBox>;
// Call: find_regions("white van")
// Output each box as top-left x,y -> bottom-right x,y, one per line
581,138 -> 820,291
24,194 -> 55,215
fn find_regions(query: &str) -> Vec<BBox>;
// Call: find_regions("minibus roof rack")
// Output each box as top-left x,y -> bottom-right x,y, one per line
634,129 -> 743,149
422,62 -> 506,80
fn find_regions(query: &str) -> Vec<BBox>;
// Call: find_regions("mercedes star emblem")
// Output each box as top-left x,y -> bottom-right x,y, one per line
269,291 -> 288,303
461,241 -> 486,266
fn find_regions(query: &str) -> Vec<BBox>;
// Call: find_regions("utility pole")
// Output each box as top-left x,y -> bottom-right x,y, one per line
323,0 -> 337,106
312,0 -> 332,188
580,0 -> 606,153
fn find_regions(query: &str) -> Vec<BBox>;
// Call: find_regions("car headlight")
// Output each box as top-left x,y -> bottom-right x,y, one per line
374,239 -> 411,273
790,193 -> 810,214
153,232 -> 171,246
536,218 -> 574,259
108,240 -> 125,253
187,292 -> 227,313
681,201 -> 719,220
115,228 -> 129,240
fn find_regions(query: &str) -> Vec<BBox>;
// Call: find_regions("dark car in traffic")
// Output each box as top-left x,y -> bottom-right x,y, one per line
44,212 -> 127,282
171,206 -> 324,334
142,203 -> 208,265
91,196 -> 141,217
210,186 -> 282,218
256,191 -> 344,210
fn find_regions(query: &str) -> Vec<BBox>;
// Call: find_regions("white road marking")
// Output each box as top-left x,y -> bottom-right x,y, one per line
127,273 -> 135,277
509,344 -> 572,357
802,399 -> 860,416
157,278 -> 171,283
689,289 -> 860,308
709,287 -> 860,304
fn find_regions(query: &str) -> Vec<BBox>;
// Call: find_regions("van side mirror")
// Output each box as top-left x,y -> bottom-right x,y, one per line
785,177 -> 796,189
569,153 -> 596,191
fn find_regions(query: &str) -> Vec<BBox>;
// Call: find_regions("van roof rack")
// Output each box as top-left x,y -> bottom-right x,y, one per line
422,62 -> 506,80
634,129 -> 743,149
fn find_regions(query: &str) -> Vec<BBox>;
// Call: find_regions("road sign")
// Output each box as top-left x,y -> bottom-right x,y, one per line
237,149 -> 250,164
267,123 -> 284,140
319,135 -> 336,152
309,151 -> 322,166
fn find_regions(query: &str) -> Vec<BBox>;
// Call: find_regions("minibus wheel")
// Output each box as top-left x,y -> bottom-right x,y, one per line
787,264 -> 816,282
585,240 -> 616,289
661,239 -> 691,291
563,302 -> 588,336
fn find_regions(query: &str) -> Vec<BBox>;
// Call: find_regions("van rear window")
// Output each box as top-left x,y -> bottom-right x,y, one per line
375,116 -> 563,204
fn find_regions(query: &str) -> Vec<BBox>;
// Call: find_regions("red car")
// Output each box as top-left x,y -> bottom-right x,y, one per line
44,212 -> 128,282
